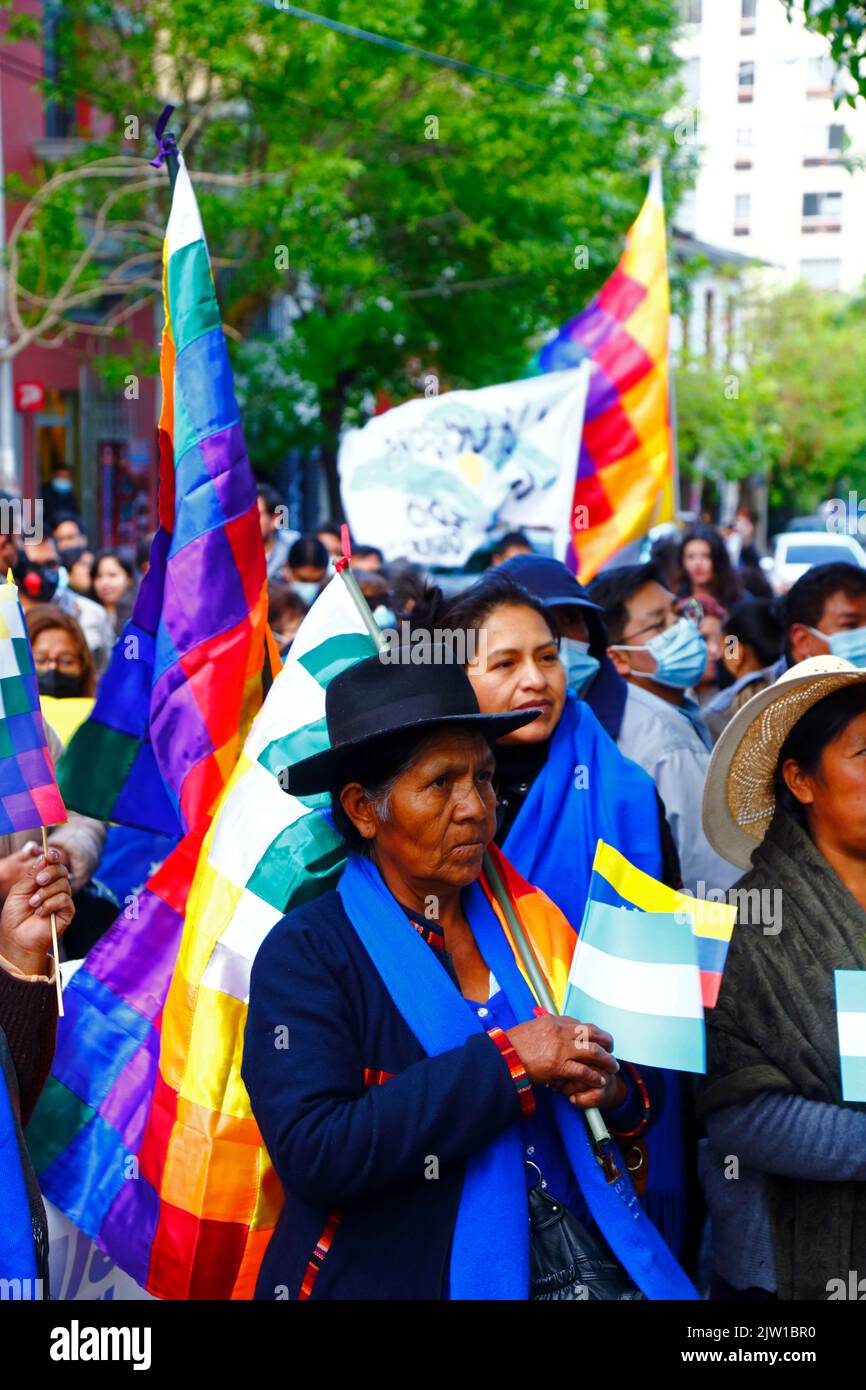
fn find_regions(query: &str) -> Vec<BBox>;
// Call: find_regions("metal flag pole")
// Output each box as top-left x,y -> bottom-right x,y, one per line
332,527 -> 615,1171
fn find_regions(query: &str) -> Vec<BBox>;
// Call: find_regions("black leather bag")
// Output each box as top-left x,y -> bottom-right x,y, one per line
528,1167 -> 644,1301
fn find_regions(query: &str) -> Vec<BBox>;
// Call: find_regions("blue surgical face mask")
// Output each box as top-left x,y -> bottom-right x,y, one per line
807,624 -> 866,669
52,477 -> 73,493
292,580 -> 320,606
615,617 -> 708,690
561,637 -> 600,694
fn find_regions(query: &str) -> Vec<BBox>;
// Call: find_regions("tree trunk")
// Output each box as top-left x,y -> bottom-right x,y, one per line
319,440 -> 344,523
319,370 -> 356,523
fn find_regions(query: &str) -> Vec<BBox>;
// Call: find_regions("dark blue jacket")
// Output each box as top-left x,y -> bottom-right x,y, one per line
584,654 -> 628,741
241,890 -> 526,1301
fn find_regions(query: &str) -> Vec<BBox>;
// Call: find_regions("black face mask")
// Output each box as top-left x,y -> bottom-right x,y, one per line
37,668 -> 84,699
20,564 -> 60,603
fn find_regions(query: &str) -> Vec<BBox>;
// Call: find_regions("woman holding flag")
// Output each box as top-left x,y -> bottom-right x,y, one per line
0,847 -> 75,1290
242,651 -> 694,1300
443,570 -> 699,1267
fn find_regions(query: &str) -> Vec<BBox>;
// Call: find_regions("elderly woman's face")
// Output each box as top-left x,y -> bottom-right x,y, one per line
783,709 -> 866,856
466,603 -> 565,744
341,729 -> 497,889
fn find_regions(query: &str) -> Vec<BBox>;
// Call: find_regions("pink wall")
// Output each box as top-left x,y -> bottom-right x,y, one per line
1,1 -> 157,536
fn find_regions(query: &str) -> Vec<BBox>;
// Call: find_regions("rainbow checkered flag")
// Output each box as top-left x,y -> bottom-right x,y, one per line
56,148 -> 278,837
539,166 -> 675,582
29,573 -> 376,1298
0,574 -> 65,832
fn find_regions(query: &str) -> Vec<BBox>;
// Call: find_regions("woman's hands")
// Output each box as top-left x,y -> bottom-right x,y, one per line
0,847 -> 74,976
505,1014 -> 626,1110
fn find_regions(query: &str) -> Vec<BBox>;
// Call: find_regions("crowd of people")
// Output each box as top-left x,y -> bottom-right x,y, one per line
4,482 -> 866,1303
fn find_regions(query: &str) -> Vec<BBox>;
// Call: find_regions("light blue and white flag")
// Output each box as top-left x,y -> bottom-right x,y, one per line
563,902 -> 706,1074
834,970 -> 866,1102
338,366 -> 590,566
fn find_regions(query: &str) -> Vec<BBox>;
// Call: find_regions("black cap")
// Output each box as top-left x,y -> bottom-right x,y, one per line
498,554 -> 602,613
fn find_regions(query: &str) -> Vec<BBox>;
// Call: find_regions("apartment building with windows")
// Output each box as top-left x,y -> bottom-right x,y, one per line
677,0 -> 866,293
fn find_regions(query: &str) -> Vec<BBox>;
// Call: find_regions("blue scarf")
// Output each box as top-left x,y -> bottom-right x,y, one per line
503,692 -> 689,1258
504,692 -> 662,899
338,853 -> 697,1300
0,1035 -> 39,1286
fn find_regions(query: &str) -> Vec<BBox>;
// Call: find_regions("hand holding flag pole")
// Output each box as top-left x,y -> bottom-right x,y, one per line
332,538 -> 615,1174
0,571 -> 69,1014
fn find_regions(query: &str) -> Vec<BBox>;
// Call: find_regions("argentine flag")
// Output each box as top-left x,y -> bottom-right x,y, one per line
563,902 -> 706,1074
835,970 -> 866,1102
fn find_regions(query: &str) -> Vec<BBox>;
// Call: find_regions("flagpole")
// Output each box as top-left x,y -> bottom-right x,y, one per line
659,159 -> 683,521
40,824 -> 64,1018
333,524 -> 615,1172
152,105 -> 180,192
481,851 -> 614,1168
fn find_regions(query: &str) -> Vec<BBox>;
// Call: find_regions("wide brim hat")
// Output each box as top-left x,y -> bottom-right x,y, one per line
702,655 -> 866,868
282,644 -> 541,797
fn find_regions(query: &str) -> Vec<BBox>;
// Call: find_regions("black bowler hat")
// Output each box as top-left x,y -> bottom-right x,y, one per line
281,645 -> 540,797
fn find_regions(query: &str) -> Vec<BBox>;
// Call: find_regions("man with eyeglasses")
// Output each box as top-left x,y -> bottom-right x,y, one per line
589,563 -> 738,896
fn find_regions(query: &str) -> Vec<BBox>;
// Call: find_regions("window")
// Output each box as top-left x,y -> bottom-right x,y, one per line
735,127 -> 753,168
803,191 -> 842,216
681,0 -> 702,21
734,192 -> 751,235
804,123 -> 845,164
807,55 -> 837,96
800,258 -> 842,290
802,190 -> 843,231
704,289 -> 715,359
738,61 -> 755,101
741,0 -> 757,34
43,5 -> 75,139
683,57 -> 701,108
785,542 -> 852,566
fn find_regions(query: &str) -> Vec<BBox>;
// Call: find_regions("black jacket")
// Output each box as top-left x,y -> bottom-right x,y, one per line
242,890 -> 525,1300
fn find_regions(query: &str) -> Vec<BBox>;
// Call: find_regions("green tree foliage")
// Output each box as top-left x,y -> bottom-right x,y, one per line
782,0 -> 866,101
29,0 -> 692,510
676,283 -> 866,515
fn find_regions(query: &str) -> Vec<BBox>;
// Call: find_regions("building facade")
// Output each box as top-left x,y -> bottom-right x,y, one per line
677,0 -> 866,293
0,0 -> 158,546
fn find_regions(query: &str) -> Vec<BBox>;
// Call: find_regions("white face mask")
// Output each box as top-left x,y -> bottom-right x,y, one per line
612,617 -> 708,690
560,637 -> 600,694
291,580 -> 320,606
807,624 -> 866,670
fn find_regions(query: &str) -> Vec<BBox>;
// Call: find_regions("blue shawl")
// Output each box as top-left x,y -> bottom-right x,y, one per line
503,692 -> 662,899
503,692 -> 689,1257
0,1032 -> 39,1287
338,853 -> 696,1300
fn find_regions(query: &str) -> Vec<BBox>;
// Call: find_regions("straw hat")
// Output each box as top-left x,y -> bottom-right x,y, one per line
702,656 -> 866,869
